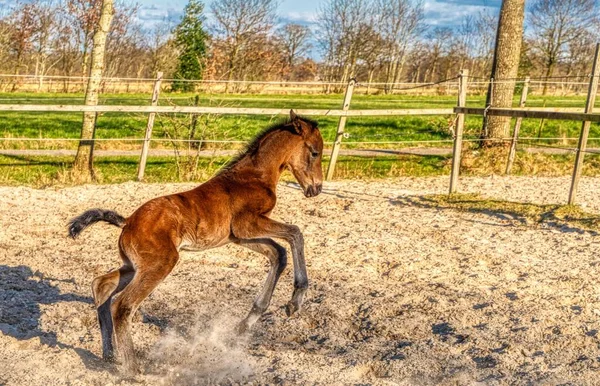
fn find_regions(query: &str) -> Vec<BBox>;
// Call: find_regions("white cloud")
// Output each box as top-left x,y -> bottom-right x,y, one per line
423,0 -> 497,27
281,11 -> 319,24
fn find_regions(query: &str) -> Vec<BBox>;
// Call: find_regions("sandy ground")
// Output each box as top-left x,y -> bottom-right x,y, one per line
1,176 -> 600,385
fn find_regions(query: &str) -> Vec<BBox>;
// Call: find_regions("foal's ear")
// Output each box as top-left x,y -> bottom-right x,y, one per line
289,109 -> 303,134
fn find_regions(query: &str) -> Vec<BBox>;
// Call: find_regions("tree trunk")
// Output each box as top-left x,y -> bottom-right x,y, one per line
225,44 -> 239,93
366,68 -> 374,95
72,0 -> 114,181
481,0 -> 525,145
542,61 -> 555,96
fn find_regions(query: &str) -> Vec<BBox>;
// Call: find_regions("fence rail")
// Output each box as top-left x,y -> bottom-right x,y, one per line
2,48 -> 600,204
0,104 -> 454,116
0,97 -> 455,181
454,107 -> 600,122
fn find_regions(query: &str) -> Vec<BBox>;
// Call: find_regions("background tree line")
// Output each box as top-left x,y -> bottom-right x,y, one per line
0,0 -> 598,92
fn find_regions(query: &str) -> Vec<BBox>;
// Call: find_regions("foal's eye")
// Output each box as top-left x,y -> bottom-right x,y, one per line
311,151 -> 319,158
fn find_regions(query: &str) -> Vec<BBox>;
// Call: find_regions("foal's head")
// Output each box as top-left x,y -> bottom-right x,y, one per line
286,110 -> 323,198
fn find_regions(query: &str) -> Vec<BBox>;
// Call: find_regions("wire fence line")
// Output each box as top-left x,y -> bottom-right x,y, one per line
1,73 -> 597,83
0,73 -> 597,96
3,137 -> 600,144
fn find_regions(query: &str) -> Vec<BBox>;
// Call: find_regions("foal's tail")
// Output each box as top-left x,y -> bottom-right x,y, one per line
68,209 -> 126,239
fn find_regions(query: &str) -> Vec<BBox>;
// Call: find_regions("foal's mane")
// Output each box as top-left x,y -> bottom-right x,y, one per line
217,115 -> 317,175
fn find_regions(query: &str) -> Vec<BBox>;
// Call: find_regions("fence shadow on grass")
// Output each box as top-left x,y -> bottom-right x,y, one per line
0,153 -> 69,167
391,195 -> 600,235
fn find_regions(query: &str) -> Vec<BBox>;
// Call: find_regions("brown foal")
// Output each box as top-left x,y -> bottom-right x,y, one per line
68,110 -> 323,372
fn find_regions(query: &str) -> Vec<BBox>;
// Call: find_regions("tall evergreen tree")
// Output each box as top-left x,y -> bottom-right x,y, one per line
172,0 -> 207,92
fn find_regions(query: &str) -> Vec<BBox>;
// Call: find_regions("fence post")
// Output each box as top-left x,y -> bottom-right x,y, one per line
505,76 -> 530,174
137,71 -> 163,181
568,43 -> 600,205
449,69 -> 469,194
325,78 -> 355,181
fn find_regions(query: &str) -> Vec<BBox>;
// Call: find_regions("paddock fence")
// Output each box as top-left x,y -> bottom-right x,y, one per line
0,73 -> 596,96
1,44 -> 600,204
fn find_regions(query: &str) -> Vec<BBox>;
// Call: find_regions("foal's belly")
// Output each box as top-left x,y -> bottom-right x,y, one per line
178,233 -> 231,252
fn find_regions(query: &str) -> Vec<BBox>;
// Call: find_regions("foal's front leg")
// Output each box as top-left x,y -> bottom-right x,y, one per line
233,215 -> 309,318
233,238 -> 287,333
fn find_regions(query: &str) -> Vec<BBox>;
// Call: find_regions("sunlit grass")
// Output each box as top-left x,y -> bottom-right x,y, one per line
0,92 -> 598,151
404,193 -> 600,232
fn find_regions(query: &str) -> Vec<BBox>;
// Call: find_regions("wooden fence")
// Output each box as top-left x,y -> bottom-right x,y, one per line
451,43 -> 600,205
1,45 -> 600,204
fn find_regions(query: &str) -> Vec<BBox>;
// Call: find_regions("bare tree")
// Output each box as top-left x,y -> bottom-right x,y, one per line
72,0 -> 114,180
31,1 -> 62,91
145,18 -> 178,78
565,29 -> 598,80
0,19 -> 11,73
482,0 -> 525,143
358,23 -> 386,91
276,23 -> 311,81
317,0 -> 372,86
317,0 -> 423,89
54,7 -> 80,91
210,0 -> 278,90
473,10 -> 498,78
451,16 -> 477,74
374,0 -> 424,91
6,2 -> 39,80
423,27 -> 452,83
66,0 -> 102,78
104,3 -> 144,80
528,0 -> 599,95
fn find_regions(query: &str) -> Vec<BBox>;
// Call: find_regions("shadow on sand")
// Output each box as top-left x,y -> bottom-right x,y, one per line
0,265 -> 107,371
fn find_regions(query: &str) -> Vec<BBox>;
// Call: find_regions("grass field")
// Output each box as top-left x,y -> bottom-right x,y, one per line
1,91 -> 600,186
1,92 -> 600,151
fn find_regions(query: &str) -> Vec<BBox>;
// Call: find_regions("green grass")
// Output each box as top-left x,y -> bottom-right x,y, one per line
1,92 -> 599,151
0,154 -> 231,186
401,193 -> 600,232
2,91 -> 600,186
0,153 -> 447,186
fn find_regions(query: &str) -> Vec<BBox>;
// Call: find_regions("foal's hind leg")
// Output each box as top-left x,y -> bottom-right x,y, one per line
91,264 -> 134,361
111,249 -> 179,372
233,238 -> 287,333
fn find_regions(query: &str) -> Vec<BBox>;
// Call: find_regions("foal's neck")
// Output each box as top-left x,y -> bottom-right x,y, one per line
229,129 -> 297,189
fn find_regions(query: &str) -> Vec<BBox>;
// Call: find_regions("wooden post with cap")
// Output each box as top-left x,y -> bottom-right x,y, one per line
505,76 -> 530,174
137,71 -> 163,181
326,78 -> 355,181
449,69 -> 469,194
568,43 -> 600,205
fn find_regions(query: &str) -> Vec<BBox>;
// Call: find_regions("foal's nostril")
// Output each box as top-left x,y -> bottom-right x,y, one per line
304,184 -> 322,197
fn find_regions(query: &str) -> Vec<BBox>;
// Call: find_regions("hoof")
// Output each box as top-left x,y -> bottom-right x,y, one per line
285,301 -> 299,317
102,352 -> 116,363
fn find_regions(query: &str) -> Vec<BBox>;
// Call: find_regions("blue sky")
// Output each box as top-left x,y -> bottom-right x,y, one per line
137,0 -> 501,29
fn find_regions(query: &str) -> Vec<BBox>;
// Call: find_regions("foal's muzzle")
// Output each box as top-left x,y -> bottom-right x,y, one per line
304,184 -> 323,198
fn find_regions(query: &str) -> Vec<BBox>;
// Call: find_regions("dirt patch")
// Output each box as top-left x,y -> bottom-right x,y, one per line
1,176 -> 600,385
